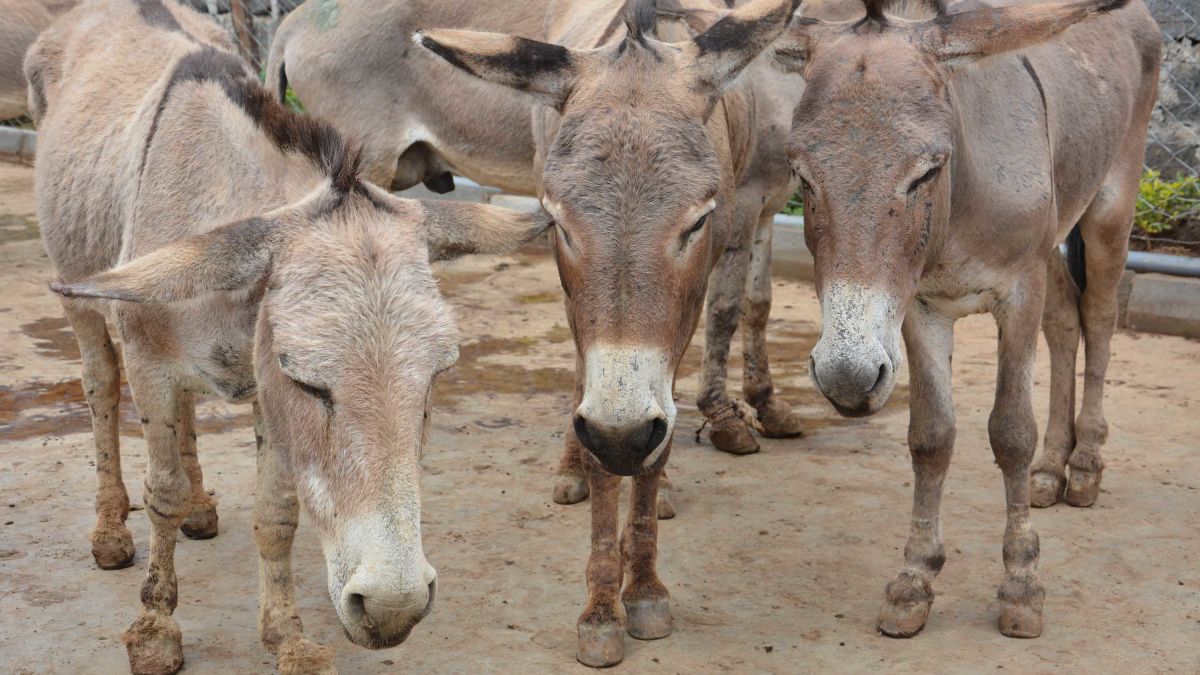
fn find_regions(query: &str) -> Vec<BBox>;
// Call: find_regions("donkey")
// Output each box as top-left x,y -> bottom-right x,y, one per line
772,0 -> 1159,638
413,0 -> 800,665
28,1 -> 548,672
0,0 -> 75,120
267,0 -> 811,489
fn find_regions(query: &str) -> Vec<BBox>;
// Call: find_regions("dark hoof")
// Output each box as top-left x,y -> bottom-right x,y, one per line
180,502 -> 219,540
577,620 -> 624,668
1029,469 -> 1065,508
124,612 -> 184,675
92,526 -> 135,570
999,601 -> 1043,638
553,473 -> 589,505
757,398 -> 805,439
1064,468 -> 1101,508
709,417 -> 760,456
624,597 -> 672,640
877,597 -> 932,638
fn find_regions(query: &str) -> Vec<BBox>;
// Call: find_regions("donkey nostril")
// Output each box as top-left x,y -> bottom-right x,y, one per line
347,592 -> 366,619
645,416 -> 668,454
871,362 -> 889,393
573,414 -> 592,450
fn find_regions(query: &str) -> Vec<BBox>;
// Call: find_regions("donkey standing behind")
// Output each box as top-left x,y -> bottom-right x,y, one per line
29,1 -> 547,672
413,0 -> 801,665
773,0 -> 1159,638
267,0 -> 811,485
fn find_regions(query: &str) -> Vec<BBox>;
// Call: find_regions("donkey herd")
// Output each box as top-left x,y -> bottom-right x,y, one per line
16,0 -> 1160,671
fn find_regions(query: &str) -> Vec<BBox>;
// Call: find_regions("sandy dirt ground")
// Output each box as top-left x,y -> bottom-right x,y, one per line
0,161 -> 1198,674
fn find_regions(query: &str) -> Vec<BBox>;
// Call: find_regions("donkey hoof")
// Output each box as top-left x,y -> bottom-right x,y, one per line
577,620 -> 624,668
1029,470 -> 1065,508
656,488 -> 676,520
1064,468 -> 1101,508
999,601 -> 1043,638
553,473 -> 590,505
757,398 -> 805,439
180,501 -> 219,540
624,598 -> 672,640
124,612 -> 184,675
91,525 -> 135,570
277,638 -> 338,675
709,417 -> 759,456
877,598 -> 932,638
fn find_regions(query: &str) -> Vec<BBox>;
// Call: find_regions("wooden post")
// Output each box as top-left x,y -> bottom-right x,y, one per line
231,0 -> 259,72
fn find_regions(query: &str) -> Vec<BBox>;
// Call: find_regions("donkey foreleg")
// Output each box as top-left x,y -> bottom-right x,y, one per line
990,278 -> 1047,638
553,356 -> 589,505
177,391 -> 219,540
740,211 -> 803,439
576,454 -> 624,668
698,218 -> 758,455
63,302 -> 134,570
121,354 -> 190,675
252,402 -> 336,674
878,306 -> 955,639
621,462 -> 672,640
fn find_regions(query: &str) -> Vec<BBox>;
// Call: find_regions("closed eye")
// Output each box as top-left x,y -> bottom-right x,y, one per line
553,219 -> 573,250
682,213 -> 708,242
907,165 -> 941,194
278,354 -> 333,411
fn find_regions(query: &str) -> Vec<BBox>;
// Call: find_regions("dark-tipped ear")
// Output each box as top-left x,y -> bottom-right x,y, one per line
419,201 -> 552,262
51,217 -> 276,303
771,15 -> 854,73
415,29 -> 581,108
913,0 -> 1128,63
688,0 -> 801,93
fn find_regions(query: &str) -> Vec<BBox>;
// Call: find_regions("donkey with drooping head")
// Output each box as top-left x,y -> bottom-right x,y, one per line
28,1 -> 548,672
416,0 -> 800,665
772,0 -> 1159,638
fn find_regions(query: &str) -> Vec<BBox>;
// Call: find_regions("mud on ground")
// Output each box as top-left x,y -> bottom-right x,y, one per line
1,163 -> 1198,673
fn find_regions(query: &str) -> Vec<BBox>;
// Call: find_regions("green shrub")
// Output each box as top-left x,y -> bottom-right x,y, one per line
781,190 -> 803,215
1135,169 -> 1200,235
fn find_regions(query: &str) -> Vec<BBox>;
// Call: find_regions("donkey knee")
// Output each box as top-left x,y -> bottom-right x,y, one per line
988,407 -> 1037,471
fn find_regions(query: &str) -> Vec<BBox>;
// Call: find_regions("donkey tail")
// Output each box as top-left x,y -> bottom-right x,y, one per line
265,14 -> 295,104
1065,223 -> 1087,294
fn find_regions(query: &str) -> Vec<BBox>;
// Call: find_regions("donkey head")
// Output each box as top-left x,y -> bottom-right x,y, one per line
53,182 -> 549,648
774,0 -> 1127,416
418,0 -> 798,476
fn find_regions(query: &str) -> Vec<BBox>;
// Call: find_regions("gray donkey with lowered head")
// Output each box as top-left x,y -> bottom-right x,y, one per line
28,1 -> 547,672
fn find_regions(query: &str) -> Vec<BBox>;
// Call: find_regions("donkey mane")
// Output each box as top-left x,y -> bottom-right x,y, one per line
624,0 -> 660,44
862,0 -> 943,22
145,46 -> 362,195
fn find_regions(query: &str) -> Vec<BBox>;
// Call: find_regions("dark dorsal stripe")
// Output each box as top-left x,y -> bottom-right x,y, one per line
141,47 -> 361,196
134,0 -> 185,33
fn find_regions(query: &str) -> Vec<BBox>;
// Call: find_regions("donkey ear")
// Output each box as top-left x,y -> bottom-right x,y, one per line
419,201 -> 552,262
51,217 -> 276,303
415,29 -> 581,108
687,0 -> 801,93
913,0 -> 1128,63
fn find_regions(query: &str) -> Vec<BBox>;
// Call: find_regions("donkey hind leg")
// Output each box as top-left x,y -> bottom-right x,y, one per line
177,391 -> 218,539
1030,246 -> 1080,507
621,462 -> 672,640
698,214 -> 759,455
741,211 -> 803,439
991,280 -> 1047,638
879,307 -> 955,638
122,362 -> 190,675
553,356 -> 590,505
577,453 -> 625,667
1066,185 -> 1135,507
252,403 -> 336,674
63,302 -> 134,570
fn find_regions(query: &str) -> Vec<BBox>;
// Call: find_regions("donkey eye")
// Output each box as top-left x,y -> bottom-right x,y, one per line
907,166 -> 941,194
278,354 -> 333,411
553,220 -> 573,250
682,213 -> 708,241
